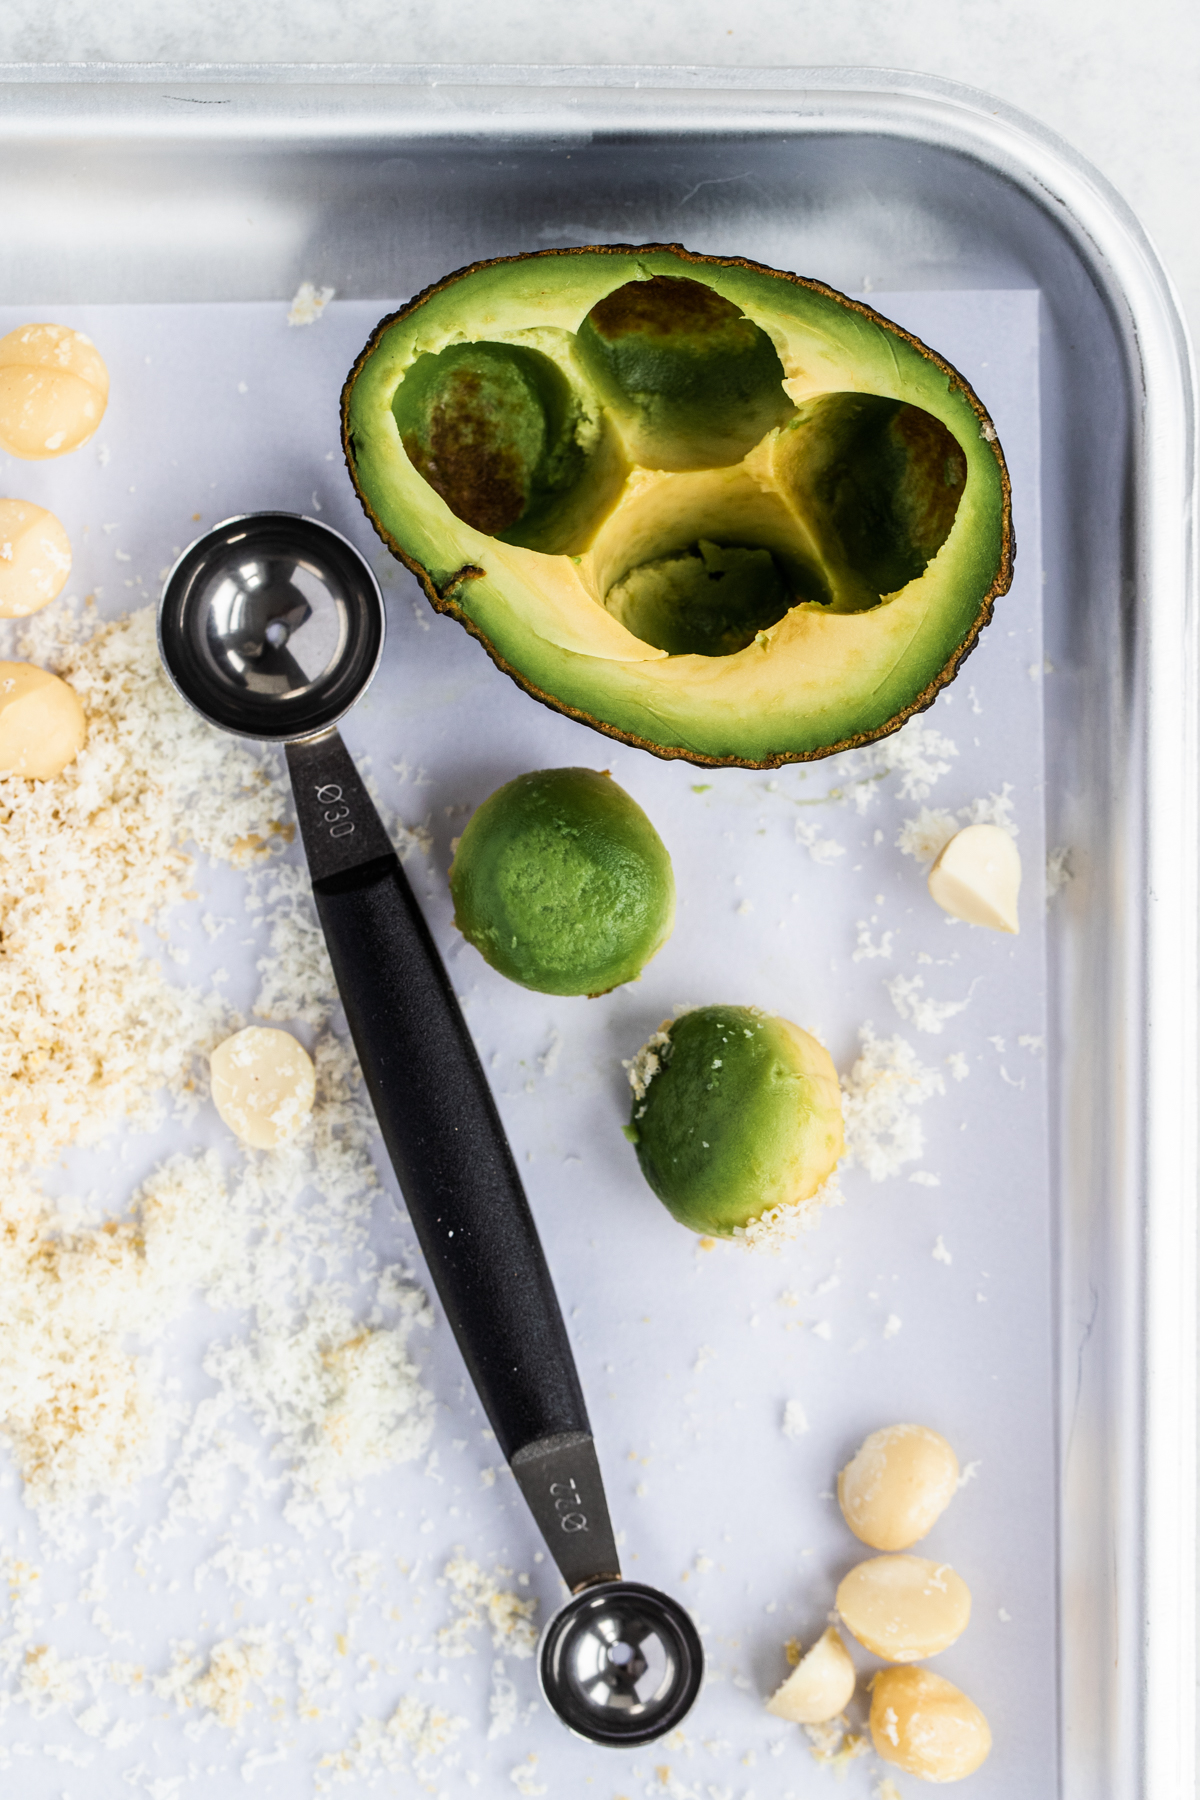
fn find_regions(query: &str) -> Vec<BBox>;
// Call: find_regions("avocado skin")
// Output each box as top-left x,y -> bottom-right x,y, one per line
450,767 -> 675,997
628,1005 -> 844,1236
342,244 -> 1014,768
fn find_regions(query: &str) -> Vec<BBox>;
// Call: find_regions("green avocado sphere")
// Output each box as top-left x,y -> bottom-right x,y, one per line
450,767 -> 675,997
625,1004 -> 844,1236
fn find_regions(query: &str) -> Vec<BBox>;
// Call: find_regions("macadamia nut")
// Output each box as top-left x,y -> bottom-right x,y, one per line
0,324 -> 109,460
838,1423 -> 959,1551
870,1666 -> 992,1782
766,1626 -> 856,1724
0,661 -> 86,778
210,1027 -> 316,1149
928,823 -> 1021,933
836,1554 -> 970,1661
0,500 -> 72,617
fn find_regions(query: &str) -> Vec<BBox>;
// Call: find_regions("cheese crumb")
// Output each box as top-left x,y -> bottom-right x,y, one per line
886,974 -> 971,1035
782,1401 -> 810,1440
317,1693 -> 467,1785
154,1628 -> 274,1732
0,603 -> 291,1164
731,1171 -> 843,1252
840,1028 -> 944,1180
287,282 -> 336,326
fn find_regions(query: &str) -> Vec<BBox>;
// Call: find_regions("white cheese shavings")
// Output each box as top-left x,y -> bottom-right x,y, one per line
316,1693 -> 467,1786
959,782 -> 1018,836
852,922 -> 894,962
782,1401 -> 810,1439
623,1026 -> 672,1108
487,1658 -> 519,1739
895,806 -> 958,866
1,860 -> 435,1532
898,788 -> 1018,870
886,974 -> 971,1036
840,1027 -> 944,1181
436,1553 -> 538,1660
287,282 -> 336,326
154,1628 -> 274,1733
803,1714 -> 870,1771
509,1755 -> 548,1796
731,1171 -> 844,1253
0,602 -> 292,1165
848,719 -> 958,805
796,819 -> 846,865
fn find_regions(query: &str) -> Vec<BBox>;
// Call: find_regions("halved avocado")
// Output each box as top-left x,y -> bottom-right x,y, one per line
342,245 -> 1013,767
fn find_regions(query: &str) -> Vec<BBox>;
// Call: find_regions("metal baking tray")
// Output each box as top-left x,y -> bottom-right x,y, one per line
0,63 -> 1194,1798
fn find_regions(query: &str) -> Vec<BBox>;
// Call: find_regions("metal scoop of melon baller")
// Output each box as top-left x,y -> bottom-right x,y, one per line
158,513 -> 703,1747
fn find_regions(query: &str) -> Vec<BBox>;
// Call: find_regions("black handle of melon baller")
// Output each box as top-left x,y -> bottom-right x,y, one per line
286,732 -> 621,1593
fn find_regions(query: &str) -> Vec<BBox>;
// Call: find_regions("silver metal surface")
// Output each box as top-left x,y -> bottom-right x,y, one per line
1,64 -> 1194,1797
158,511 -> 385,741
538,1580 -> 704,1747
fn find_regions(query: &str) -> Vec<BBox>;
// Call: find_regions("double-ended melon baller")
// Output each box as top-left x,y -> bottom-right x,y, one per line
158,511 -> 703,1748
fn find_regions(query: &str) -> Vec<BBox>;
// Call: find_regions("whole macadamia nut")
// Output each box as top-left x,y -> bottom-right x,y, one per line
0,661 -> 86,779
838,1423 -> 960,1551
0,500 -> 72,617
836,1554 -> 971,1662
0,324 -> 109,460
210,1027 -> 316,1149
870,1666 -> 992,1782
765,1626 -> 856,1725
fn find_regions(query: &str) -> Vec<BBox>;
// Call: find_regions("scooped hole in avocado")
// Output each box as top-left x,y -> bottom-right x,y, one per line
604,539 -> 797,657
576,275 -> 795,471
393,340 -> 615,551
778,393 -> 968,612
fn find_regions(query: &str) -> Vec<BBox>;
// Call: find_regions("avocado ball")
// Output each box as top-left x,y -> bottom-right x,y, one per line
625,1005 -> 844,1236
449,767 -> 675,997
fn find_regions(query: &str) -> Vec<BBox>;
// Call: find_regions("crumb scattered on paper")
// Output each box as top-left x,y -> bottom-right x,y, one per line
840,1028 -> 944,1180
287,282 -> 336,326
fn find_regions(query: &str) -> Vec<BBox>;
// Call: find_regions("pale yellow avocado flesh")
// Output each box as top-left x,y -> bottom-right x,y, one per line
342,247 -> 1013,765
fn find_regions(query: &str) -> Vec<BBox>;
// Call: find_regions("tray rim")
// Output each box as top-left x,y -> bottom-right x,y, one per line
0,62 -> 1195,1799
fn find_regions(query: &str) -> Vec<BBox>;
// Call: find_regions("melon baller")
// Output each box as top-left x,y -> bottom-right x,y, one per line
158,512 -> 703,1748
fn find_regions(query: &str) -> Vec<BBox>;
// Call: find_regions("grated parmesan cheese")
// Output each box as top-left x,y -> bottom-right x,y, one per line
845,718 -> 958,807
803,1713 -> 870,1772
287,282 -> 336,327
316,1693 -> 467,1786
840,1027 -> 944,1181
154,1627 -> 274,1733
898,787 -> 1019,871
437,1553 -> 538,1660
731,1172 -> 844,1253
782,1401 -> 810,1440
886,973 -> 971,1036
0,601 -> 291,1165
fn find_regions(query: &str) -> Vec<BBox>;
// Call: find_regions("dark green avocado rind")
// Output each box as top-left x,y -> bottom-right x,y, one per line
342,244 -> 1013,768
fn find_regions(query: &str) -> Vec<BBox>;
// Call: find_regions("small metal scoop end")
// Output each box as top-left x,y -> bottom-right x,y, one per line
538,1580 -> 703,1747
158,512 -> 384,742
